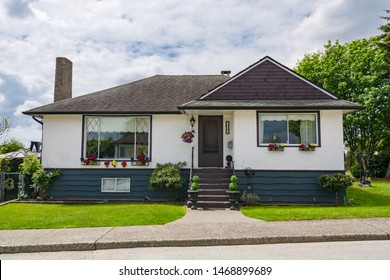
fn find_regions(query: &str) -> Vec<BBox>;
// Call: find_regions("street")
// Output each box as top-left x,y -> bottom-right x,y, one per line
1,240 -> 390,260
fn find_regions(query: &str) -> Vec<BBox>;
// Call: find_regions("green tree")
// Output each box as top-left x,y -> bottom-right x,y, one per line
0,139 -> 25,154
378,10 -> 390,178
0,117 -> 11,142
295,37 -> 390,184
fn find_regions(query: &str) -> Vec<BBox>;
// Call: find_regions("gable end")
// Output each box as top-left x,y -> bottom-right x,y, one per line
200,56 -> 337,101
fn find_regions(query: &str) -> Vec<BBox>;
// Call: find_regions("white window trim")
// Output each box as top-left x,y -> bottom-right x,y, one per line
101,178 -> 131,193
258,112 -> 319,146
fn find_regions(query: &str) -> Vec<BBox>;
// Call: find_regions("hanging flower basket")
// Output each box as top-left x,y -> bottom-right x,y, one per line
181,130 -> 195,143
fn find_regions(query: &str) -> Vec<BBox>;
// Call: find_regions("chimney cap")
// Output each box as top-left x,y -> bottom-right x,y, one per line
221,70 -> 231,76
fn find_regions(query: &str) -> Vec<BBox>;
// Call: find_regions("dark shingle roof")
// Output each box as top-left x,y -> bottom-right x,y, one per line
178,99 -> 364,113
23,75 -> 230,116
200,56 -> 337,100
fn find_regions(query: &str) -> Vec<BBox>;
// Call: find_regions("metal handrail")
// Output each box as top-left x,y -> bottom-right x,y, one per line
189,146 -> 194,189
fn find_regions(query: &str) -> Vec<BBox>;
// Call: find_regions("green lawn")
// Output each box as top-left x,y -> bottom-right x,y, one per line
0,203 -> 186,230
241,180 -> 390,221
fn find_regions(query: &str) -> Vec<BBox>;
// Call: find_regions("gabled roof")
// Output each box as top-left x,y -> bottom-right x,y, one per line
199,56 -> 337,100
179,56 -> 363,113
23,75 -> 230,116
24,56 -> 363,116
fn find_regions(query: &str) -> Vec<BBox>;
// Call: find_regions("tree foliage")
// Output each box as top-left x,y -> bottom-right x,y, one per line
295,37 -> 390,183
0,139 -> 25,154
0,117 -> 11,141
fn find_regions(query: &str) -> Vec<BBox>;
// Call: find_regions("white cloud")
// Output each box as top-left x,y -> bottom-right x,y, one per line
0,0 -> 388,143
14,100 -> 44,117
0,92 -> 5,103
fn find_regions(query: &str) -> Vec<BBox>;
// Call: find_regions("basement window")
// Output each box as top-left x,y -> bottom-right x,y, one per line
101,178 -> 131,193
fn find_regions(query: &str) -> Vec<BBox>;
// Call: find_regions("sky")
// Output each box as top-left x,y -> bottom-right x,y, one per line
0,0 -> 388,146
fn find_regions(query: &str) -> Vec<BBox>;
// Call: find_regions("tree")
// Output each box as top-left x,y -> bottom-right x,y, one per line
378,10 -> 390,73
0,117 -> 11,142
378,10 -> 390,178
0,139 -> 25,154
295,37 -> 390,184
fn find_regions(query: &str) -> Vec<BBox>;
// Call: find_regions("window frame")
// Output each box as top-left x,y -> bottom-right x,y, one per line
82,115 -> 152,161
257,111 -> 321,147
101,178 -> 131,193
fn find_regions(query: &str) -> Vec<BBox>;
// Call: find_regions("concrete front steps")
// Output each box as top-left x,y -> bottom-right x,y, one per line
187,168 -> 233,209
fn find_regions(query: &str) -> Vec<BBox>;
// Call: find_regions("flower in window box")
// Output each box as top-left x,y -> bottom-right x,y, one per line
121,161 -> 127,168
309,143 -> 317,151
268,143 -> 276,151
104,161 -> 110,168
111,160 -> 117,167
81,153 -> 99,165
136,153 -> 149,165
268,143 -> 285,151
181,130 -> 195,143
299,144 -> 306,151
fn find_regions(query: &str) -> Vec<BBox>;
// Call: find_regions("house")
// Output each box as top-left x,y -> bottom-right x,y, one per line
23,56 -> 362,204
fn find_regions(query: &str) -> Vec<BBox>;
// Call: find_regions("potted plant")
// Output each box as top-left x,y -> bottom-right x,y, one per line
188,175 -> 200,209
225,155 -> 233,168
226,175 -> 240,210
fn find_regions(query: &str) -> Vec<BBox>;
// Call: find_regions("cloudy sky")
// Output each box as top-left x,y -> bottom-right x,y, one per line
0,0 -> 388,146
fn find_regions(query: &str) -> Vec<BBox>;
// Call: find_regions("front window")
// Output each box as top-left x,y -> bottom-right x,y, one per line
258,112 -> 318,145
84,116 -> 150,160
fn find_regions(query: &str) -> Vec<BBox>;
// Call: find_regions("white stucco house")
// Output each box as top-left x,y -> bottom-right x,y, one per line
23,56 -> 362,204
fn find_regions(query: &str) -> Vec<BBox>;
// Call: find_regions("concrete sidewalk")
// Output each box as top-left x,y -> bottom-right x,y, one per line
1,208 -> 390,254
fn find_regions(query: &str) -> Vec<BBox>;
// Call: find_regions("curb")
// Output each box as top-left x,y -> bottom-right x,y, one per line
1,233 -> 389,254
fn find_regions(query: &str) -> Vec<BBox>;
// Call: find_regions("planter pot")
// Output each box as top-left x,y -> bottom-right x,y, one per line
226,190 -> 240,210
188,190 -> 199,210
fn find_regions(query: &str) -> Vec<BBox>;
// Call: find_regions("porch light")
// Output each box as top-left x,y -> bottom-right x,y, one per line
190,116 -> 196,128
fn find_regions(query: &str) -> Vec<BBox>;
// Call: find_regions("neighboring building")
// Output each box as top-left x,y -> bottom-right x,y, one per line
23,56 -> 362,204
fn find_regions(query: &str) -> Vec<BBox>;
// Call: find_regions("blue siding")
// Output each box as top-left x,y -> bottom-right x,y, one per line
235,170 -> 345,204
47,168 -> 189,201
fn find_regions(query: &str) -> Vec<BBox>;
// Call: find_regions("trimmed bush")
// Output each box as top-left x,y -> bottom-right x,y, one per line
318,173 -> 354,205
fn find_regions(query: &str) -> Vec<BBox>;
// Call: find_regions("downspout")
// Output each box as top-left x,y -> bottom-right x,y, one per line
32,116 -> 43,125
32,116 -> 43,164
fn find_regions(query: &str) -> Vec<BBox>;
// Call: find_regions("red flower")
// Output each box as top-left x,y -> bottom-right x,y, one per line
104,161 -> 110,167
83,158 -> 90,165
87,153 -> 97,160
121,161 -> 127,168
268,143 -> 275,150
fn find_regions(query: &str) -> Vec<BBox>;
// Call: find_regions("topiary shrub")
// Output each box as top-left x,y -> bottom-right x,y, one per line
229,175 -> 238,191
190,175 -> 199,190
318,173 -> 354,205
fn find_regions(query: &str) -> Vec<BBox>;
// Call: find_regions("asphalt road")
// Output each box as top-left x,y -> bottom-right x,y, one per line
1,240 -> 390,260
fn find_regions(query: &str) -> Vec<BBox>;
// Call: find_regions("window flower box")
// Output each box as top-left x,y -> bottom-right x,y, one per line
299,144 -> 317,151
81,154 -> 100,165
131,153 -> 149,166
268,143 -> 285,151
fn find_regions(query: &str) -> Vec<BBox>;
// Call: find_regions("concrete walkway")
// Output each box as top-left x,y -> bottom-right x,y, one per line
1,208 -> 390,254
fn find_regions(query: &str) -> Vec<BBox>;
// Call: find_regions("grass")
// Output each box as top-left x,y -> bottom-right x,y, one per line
241,179 -> 390,221
0,203 -> 186,230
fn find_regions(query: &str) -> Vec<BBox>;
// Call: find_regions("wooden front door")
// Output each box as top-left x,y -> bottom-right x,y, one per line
198,116 -> 223,167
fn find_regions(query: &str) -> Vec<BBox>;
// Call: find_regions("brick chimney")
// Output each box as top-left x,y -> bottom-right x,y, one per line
54,57 -> 72,102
